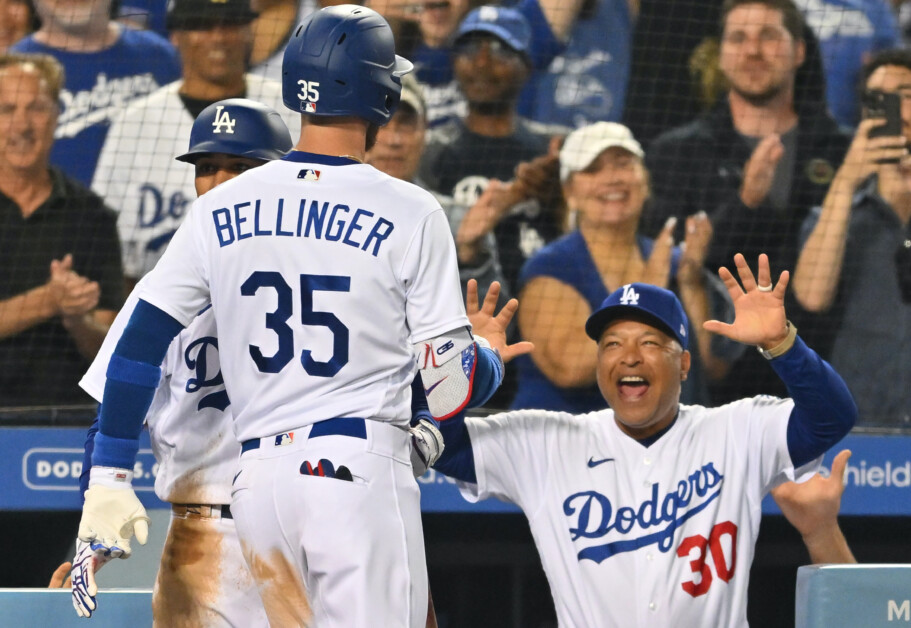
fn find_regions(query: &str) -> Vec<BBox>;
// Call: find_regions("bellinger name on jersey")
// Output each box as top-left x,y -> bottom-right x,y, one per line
211,197 -> 396,257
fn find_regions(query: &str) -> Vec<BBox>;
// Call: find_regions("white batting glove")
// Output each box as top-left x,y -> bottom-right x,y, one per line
71,538 -> 112,618
409,418 -> 445,477
77,467 -> 150,561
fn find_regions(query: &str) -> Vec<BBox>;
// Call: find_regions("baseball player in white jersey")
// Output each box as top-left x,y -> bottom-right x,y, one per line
91,0 -> 300,287
432,254 -> 858,627
75,6 -> 503,627
70,98 -> 293,626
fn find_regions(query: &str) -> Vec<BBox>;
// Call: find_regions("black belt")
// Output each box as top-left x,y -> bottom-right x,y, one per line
172,503 -> 232,519
241,417 -> 367,454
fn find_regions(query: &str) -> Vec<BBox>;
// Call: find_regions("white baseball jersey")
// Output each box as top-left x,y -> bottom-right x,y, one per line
137,155 -> 469,441
81,285 -> 269,627
91,75 -> 300,280
80,283 -> 237,505
460,399 -> 820,628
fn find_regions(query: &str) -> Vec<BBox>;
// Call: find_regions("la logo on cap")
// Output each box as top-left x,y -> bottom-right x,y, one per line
619,284 -> 639,305
479,5 -> 499,20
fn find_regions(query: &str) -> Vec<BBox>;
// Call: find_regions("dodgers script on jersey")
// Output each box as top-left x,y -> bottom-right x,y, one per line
137,153 -> 469,442
459,399 -> 819,628
80,286 -> 238,505
92,76 -> 300,280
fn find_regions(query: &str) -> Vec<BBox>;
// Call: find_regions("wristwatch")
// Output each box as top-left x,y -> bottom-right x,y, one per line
757,321 -> 797,360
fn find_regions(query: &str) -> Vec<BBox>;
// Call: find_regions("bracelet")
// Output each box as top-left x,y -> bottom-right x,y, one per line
757,320 -> 798,360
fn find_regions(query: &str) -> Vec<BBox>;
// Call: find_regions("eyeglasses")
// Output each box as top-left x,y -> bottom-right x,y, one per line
454,37 -> 522,62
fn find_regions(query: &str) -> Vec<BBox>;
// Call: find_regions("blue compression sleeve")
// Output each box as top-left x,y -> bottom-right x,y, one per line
80,410 -> 100,499
772,336 -> 857,468
467,346 -> 503,409
413,372 -> 477,481
93,299 -> 184,468
434,412 -> 477,483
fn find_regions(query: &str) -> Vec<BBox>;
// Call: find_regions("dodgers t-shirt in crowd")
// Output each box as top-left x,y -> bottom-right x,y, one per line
515,0 -> 633,128
796,0 -> 900,127
12,28 -> 181,186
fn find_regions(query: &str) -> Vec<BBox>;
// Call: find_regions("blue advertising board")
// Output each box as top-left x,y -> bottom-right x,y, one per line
2,428 -> 907,515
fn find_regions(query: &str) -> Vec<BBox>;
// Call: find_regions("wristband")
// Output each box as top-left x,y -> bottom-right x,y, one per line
89,466 -> 135,489
757,320 -> 798,360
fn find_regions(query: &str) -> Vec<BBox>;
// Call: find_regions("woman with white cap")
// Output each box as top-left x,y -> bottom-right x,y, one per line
511,121 -> 742,412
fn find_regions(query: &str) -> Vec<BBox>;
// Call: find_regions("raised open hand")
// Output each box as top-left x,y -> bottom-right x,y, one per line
466,279 -> 533,363
703,253 -> 789,348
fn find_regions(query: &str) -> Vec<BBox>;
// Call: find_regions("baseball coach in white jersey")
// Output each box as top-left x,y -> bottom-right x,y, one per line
432,253 -> 857,628
75,5 -> 504,627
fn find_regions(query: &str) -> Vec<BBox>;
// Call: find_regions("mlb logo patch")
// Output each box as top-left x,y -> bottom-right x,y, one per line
298,169 -> 321,181
275,432 -> 294,447
305,102 -> 317,113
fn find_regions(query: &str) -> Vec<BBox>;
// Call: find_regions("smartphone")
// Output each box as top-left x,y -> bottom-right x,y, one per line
864,90 -> 903,139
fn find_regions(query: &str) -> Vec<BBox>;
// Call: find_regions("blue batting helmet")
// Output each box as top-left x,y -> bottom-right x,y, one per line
175,98 -> 293,164
281,4 -> 413,126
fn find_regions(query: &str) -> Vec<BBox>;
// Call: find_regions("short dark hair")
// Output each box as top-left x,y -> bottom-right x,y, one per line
861,48 -> 911,88
720,0 -> 804,42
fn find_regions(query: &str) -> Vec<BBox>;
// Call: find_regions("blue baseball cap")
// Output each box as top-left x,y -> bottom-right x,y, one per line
453,5 -> 531,57
585,283 -> 689,349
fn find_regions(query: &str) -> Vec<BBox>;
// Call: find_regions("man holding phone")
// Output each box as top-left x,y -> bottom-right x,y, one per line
792,48 -> 911,428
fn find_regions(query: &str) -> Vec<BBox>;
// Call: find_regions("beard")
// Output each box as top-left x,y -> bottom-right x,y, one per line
729,75 -> 791,107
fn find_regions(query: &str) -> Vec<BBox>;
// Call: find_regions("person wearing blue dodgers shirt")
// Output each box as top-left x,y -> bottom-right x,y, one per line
508,0 -> 635,129
430,254 -> 857,627
377,0 -> 584,128
795,0 -> 900,127
12,0 -> 180,186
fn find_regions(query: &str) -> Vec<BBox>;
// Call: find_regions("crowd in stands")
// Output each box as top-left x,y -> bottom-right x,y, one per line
0,0 -> 908,429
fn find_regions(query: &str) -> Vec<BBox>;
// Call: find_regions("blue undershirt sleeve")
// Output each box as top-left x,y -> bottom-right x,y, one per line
467,346 -> 503,409
433,413 -> 477,484
80,410 -> 100,499
93,299 -> 185,469
773,336 -> 857,468
413,371 -> 477,482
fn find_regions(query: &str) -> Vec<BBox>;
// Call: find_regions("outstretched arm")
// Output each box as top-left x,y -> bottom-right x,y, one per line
772,449 -> 856,564
705,254 -> 856,467
434,280 -> 533,483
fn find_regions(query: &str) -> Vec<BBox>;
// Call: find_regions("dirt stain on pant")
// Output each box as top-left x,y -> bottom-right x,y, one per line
153,514 -> 222,627
242,542 -> 313,628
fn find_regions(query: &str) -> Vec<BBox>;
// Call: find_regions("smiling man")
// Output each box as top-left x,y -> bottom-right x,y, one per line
90,0 -> 300,293
432,253 -> 857,627
641,0 -> 851,405
0,53 -> 123,407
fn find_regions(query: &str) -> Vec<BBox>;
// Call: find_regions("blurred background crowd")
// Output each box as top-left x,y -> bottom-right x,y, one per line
1,0 -> 910,432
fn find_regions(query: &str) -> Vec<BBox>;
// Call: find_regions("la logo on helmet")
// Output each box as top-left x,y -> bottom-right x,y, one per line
211,106 -> 236,134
